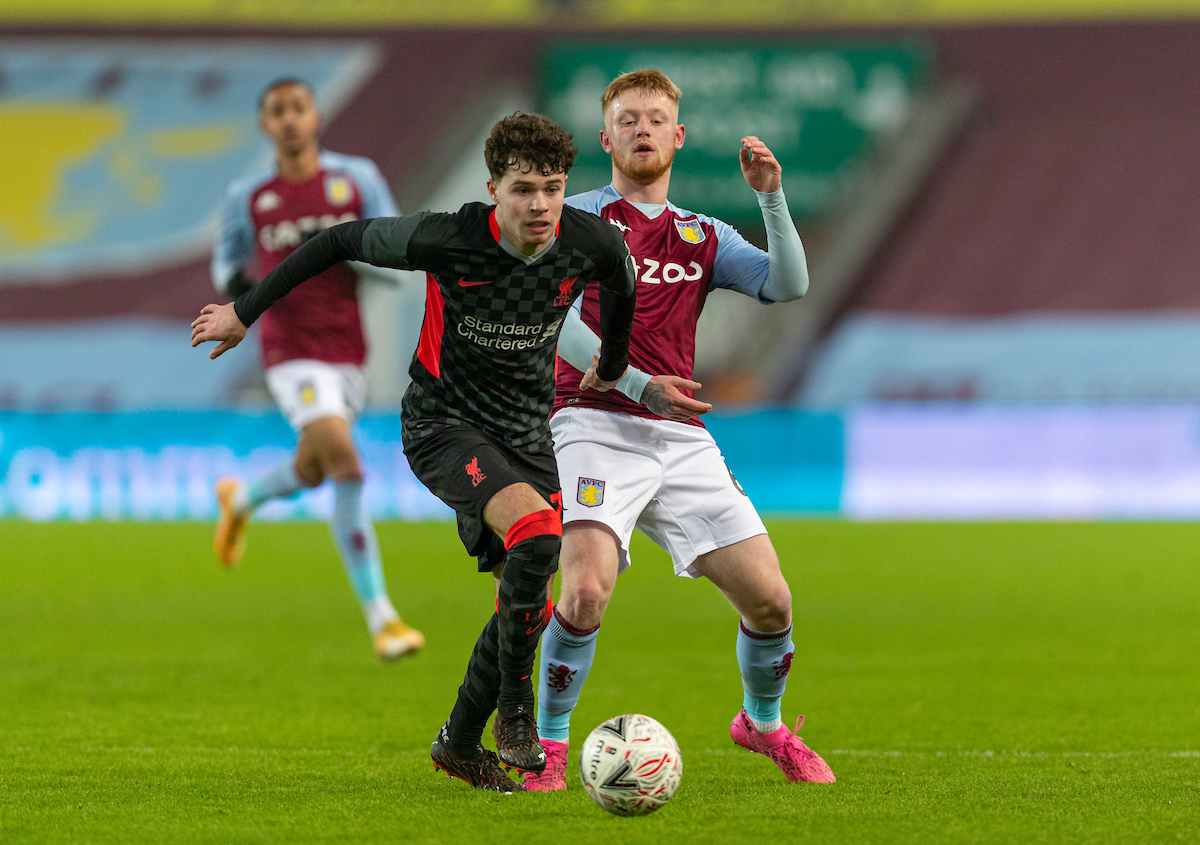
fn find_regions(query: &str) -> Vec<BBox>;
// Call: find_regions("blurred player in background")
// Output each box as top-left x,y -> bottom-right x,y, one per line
209,78 -> 424,662
193,112 -> 637,792
528,69 -> 835,789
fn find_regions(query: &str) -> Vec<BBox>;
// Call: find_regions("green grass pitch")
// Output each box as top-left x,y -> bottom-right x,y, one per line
2,520 -> 1198,843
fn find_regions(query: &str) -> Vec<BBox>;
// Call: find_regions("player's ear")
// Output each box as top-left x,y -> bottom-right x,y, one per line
599,129 -> 612,154
674,123 -> 685,150
486,178 -> 499,202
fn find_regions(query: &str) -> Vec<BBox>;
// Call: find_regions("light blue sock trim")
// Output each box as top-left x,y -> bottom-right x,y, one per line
331,479 -> 388,605
537,709 -> 573,742
743,691 -> 783,723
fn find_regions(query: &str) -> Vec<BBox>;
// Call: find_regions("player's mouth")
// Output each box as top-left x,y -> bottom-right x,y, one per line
633,142 -> 656,155
527,220 -> 551,235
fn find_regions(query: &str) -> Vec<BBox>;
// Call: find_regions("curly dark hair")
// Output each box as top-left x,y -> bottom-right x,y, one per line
484,112 -> 577,181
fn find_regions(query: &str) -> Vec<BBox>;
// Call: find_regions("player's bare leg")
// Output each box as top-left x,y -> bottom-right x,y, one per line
690,534 -> 790,632
298,416 -> 423,660
556,523 -> 621,629
692,535 -> 834,783
527,522 -> 621,791
216,415 -> 422,660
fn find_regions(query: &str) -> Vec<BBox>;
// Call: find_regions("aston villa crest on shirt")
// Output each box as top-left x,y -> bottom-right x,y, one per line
254,190 -> 282,213
674,218 -> 706,244
577,477 -> 605,507
324,175 -> 352,206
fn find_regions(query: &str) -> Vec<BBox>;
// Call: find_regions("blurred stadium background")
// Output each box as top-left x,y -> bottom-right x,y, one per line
4,0 -> 1200,523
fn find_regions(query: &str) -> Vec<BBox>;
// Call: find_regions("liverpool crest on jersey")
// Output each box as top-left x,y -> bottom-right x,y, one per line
674,218 -> 706,244
577,477 -> 605,508
324,175 -> 352,206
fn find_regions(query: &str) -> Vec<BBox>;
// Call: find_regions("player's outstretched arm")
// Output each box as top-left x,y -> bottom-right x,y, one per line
741,135 -> 809,302
233,219 -> 374,327
192,219 -> 376,360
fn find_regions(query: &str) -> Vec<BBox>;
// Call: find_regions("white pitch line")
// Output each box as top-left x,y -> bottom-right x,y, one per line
698,748 -> 1200,759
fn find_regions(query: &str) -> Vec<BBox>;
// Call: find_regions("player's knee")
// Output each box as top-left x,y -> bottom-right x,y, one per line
566,584 -> 610,630
504,509 -> 562,579
745,580 -> 792,633
293,458 -> 323,488
318,444 -> 362,483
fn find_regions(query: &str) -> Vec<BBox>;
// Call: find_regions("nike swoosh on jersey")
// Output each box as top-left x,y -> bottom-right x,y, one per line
458,278 -> 491,287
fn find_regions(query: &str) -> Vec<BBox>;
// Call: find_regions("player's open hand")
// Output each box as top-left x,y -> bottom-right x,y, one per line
739,136 -> 782,194
580,354 -> 621,393
640,375 -> 713,420
190,303 -> 247,359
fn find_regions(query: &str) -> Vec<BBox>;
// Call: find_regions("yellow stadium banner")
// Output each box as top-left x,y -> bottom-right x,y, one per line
3,0 -> 1200,27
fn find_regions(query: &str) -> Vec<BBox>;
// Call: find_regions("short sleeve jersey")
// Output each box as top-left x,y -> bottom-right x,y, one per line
554,184 -> 771,425
212,150 -> 400,368
360,203 -> 632,452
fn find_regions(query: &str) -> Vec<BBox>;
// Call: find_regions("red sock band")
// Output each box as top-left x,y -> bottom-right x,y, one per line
504,508 -> 562,549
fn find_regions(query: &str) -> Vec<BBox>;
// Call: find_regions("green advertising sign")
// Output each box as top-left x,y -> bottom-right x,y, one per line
540,41 -> 932,223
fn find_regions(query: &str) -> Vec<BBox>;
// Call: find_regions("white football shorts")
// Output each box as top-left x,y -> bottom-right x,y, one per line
551,406 -> 767,577
265,359 -> 366,432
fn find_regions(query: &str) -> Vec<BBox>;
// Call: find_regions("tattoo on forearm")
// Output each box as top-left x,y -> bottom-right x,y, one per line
641,383 -> 671,417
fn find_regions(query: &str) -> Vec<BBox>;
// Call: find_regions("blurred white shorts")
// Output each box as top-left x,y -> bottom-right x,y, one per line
265,359 -> 366,432
551,406 -> 766,577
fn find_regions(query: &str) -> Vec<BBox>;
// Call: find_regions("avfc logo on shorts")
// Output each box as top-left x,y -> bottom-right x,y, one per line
299,381 -> 317,405
577,477 -> 604,507
674,218 -> 706,244
324,175 -> 352,206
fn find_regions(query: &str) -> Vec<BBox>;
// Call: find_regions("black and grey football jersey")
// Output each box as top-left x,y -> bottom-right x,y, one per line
234,202 -> 635,452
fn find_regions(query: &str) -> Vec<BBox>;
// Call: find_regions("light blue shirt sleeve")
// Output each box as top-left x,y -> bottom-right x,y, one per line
708,215 -> 772,302
210,175 -> 259,294
344,155 -> 401,218
708,187 -> 808,304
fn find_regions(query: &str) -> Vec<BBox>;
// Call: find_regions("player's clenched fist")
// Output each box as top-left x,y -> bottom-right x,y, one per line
190,302 -> 247,359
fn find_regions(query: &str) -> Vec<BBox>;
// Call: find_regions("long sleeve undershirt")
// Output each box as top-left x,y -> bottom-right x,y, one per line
555,187 -> 807,403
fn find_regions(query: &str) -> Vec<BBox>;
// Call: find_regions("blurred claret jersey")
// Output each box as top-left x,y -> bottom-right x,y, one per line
211,150 -> 400,368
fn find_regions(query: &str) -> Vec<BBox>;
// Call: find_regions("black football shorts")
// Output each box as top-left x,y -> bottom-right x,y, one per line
403,423 -> 562,571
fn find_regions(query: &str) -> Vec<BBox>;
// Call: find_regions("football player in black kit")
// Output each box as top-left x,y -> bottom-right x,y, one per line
192,113 -> 636,792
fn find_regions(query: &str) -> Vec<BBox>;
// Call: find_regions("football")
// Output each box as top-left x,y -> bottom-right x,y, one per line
578,714 -> 683,816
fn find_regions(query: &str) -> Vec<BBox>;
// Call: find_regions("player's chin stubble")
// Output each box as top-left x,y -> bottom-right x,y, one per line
614,148 -> 674,186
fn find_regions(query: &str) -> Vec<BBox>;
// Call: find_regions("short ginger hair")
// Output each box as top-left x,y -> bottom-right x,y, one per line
484,112 -> 577,181
600,69 -> 682,117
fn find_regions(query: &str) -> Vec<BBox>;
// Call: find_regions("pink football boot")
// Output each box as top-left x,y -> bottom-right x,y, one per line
730,711 -> 836,783
523,739 -> 569,792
